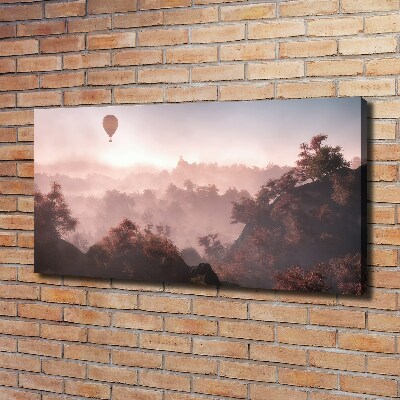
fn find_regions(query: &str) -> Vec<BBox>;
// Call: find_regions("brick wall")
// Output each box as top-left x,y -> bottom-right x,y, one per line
0,0 -> 399,399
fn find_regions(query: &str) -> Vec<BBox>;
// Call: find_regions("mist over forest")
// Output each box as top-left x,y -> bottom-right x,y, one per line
34,158 -> 292,252
35,134 -> 364,294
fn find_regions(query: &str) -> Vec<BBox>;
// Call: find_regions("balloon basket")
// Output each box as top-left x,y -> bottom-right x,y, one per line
109,139 -> 112,142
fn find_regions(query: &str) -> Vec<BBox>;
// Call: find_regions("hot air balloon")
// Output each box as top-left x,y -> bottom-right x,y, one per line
103,115 -> 118,142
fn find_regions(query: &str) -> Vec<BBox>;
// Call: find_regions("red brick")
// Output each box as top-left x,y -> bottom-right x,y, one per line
248,20 -> 305,39
222,3 -> 275,21
339,331 -> 395,353
140,370 -> 191,391
279,367 -> 337,389
114,87 -> 163,104
68,16 -> 111,33
340,374 -> 397,397
0,110 -> 33,125
112,348 -> 162,368
309,350 -> 365,372
42,359 -> 86,378
18,21 -> 65,37
165,316 -> 217,335
0,284 -> 37,300
88,291 -> 137,309
41,287 -> 86,305
18,91 -> 61,107
220,83 -> 274,101
1,3 -> 42,22
0,266 -> 16,281
0,337 -> 16,352
0,197 -> 17,212
166,85 -> 217,102
41,71 -> 85,88
18,338 -> 62,358
65,380 -> 110,399
193,376 -> 247,398
87,32 -> 136,50
0,127 -> 16,142
64,89 -> 111,105
140,0 -> 191,10
193,64 -> 244,82
164,354 -> 217,375
0,319 -> 39,337
251,384 -> 307,400
113,49 -> 162,66
18,197 -> 34,212
88,0 -> 137,14
138,67 -> 189,83
64,52 -> 110,69
64,307 -> 111,326
164,7 -> 218,25
88,328 -> 138,347
0,388 -> 40,400
41,323 -> 87,342
114,312 -> 163,331
88,69 -> 136,85
342,0 -> 399,13
113,386 -> 162,400
18,303 -> 62,321
0,59 -> 15,74
0,215 -> 33,230
114,11 -> 163,28
0,145 -> 33,161
45,0 -> 86,18
0,93 -> 15,108
18,127 -> 34,142
17,163 -> 33,178
220,360 -> 275,382
0,24 -> 16,39
0,352 -> 40,372
0,369 -> 17,387
310,308 -> 365,328
192,24 -> 244,43
18,55 -> 61,72
0,248 -> 33,264
250,303 -> 307,323
19,373 -> 63,393
277,326 -> 336,347
280,0 -> 338,16
0,75 -> 38,91
193,338 -> 247,358
64,343 -> 110,363
140,294 -> 190,314
0,162 -> 16,176
250,343 -> 307,366
140,333 -> 191,353
40,35 -> 85,53
368,355 -> 400,376
138,28 -> 188,46
0,300 -> 17,316
166,46 -> 217,64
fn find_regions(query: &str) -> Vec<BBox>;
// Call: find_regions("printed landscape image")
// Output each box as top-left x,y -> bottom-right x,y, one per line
34,98 -> 366,294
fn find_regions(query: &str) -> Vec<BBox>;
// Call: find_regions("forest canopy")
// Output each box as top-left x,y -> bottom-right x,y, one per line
34,134 -> 364,294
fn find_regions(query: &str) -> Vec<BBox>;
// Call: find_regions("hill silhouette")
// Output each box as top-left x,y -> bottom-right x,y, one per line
36,218 -> 220,285
215,165 -> 365,294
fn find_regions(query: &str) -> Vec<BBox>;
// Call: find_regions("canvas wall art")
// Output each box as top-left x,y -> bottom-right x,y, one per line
34,98 -> 367,294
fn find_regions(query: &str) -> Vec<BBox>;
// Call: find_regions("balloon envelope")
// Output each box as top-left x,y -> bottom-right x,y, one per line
103,115 -> 118,139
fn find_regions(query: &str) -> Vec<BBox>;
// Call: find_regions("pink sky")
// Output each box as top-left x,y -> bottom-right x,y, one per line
35,98 -> 362,178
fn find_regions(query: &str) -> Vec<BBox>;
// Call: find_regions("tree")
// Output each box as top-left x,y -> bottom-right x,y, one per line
35,182 -> 77,242
274,266 -> 329,292
198,233 -> 226,261
184,179 -> 196,192
231,197 -> 256,224
296,134 -> 350,182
